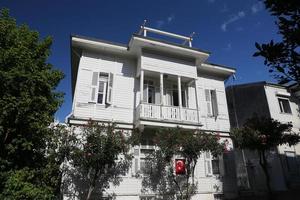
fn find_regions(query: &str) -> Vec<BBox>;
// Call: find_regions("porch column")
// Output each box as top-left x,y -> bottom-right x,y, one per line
140,70 -> 144,103
160,73 -> 164,119
194,79 -> 200,123
160,73 -> 164,105
178,76 -> 182,120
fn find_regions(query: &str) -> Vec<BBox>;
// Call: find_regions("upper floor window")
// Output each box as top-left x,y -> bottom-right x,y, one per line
90,72 -> 113,105
278,98 -> 292,114
205,89 -> 218,117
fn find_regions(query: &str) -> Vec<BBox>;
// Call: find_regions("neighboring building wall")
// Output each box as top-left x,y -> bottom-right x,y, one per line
226,83 -> 271,128
226,82 -> 300,194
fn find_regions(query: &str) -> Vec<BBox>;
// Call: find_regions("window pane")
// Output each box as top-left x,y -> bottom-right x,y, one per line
206,160 -> 212,174
278,98 -> 292,113
97,93 -> 103,104
98,81 -> 105,92
99,72 -> 109,78
212,159 -> 220,174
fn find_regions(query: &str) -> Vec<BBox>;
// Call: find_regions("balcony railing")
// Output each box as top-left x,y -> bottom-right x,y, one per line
136,103 -> 199,124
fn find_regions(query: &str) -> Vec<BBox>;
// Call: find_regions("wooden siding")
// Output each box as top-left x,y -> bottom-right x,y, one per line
141,52 -> 197,78
196,76 -> 231,132
73,51 -> 136,124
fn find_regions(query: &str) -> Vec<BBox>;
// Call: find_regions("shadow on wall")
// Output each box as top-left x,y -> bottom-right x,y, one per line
235,149 -> 300,200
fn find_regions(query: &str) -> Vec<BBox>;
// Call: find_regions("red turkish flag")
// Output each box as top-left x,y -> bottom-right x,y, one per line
175,159 -> 186,175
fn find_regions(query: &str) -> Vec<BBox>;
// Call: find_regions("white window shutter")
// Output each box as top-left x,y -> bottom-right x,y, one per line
91,72 -> 98,102
205,151 -> 212,176
211,90 -> 218,117
205,89 -> 212,116
106,72 -> 114,105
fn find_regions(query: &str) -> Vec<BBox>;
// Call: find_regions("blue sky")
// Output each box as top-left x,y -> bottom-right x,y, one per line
1,0 -> 280,121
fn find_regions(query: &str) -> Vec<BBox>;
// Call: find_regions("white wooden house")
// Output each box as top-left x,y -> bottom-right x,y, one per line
226,82 -> 300,195
68,26 -> 237,200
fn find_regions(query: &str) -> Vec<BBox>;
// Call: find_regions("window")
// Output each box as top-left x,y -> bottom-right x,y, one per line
278,98 -> 292,114
133,144 -> 155,176
205,89 -> 218,117
144,80 -> 159,104
90,72 -> 113,105
164,84 -> 188,107
212,157 -> 220,175
204,152 -> 220,176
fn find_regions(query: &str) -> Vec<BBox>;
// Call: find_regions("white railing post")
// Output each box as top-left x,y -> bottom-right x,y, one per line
178,76 -> 182,120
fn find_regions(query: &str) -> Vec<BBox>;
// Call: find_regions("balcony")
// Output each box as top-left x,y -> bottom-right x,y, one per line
136,103 -> 199,124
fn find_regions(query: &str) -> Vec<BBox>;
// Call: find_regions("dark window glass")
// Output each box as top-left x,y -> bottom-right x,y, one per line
278,98 -> 292,114
212,159 -> 220,174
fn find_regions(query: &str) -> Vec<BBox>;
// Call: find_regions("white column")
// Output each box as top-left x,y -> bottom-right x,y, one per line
160,73 -> 164,105
194,79 -> 200,123
178,76 -> 182,107
178,76 -> 182,120
140,70 -> 144,103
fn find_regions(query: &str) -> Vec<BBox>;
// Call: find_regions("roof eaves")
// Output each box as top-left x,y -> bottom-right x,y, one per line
71,34 -> 129,49
131,34 -> 211,55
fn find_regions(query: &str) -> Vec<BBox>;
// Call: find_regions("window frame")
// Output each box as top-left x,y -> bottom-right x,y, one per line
90,71 -> 114,105
205,89 -> 218,117
278,97 -> 292,114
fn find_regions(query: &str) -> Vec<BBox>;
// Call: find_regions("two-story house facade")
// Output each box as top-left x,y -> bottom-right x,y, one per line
68,26 -> 237,200
226,82 -> 300,195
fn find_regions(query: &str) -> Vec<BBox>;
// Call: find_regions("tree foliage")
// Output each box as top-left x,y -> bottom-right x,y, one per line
134,127 -> 225,200
231,116 -> 300,197
253,0 -> 300,84
0,8 -> 64,198
69,121 -> 132,200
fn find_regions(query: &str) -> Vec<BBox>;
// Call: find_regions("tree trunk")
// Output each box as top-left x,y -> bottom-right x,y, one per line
86,185 -> 95,200
259,150 -> 272,199
86,168 -> 99,200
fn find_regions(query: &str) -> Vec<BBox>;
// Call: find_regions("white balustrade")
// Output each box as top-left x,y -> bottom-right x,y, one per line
138,103 -> 198,123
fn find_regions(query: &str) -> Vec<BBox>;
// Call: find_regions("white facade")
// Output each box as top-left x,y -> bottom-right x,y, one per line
68,28 -> 237,200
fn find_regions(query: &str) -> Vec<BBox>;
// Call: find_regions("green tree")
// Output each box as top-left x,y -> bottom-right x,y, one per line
231,116 -> 299,198
135,128 -> 224,200
0,8 -> 64,198
70,121 -> 132,200
253,0 -> 300,84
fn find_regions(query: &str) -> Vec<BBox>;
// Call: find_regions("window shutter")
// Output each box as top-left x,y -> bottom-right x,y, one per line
91,72 -> 98,102
106,73 -> 114,104
211,90 -> 218,117
205,151 -> 212,175
205,89 -> 212,116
